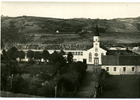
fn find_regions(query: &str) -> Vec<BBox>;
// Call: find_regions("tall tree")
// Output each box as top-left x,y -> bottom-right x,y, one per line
19,50 -> 25,61
67,52 -> 73,64
42,50 -> 50,62
7,47 -> 18,60
27,50 -> 34,60
34,51 -> 42,62
59,50 -> 65,56
48,51 -> 66,67
2,49 -> 8,60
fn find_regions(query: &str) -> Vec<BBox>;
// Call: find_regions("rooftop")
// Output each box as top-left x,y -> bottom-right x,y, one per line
102,55 -> 140,65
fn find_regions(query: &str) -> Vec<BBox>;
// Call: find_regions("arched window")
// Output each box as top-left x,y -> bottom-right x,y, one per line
101,53 -> 104,56
89,52 -> 92,62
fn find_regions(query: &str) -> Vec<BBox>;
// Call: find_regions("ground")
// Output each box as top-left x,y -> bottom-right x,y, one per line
0,91 -> 42,97
75,65 -> 97,98
100,75 -> 140,98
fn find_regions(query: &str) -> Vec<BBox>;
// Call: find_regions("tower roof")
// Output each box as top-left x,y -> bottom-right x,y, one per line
94,25 -> 100,36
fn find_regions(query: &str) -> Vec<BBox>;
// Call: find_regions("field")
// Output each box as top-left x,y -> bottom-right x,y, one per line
100,75 -> 140,98
2,16 -> 140,46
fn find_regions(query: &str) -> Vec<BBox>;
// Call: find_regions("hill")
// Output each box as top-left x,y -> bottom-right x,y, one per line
1,15 -> 140,49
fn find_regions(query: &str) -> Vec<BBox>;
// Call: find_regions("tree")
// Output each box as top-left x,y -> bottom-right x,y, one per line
19,50 -> 25,62
48,52 -> 59,63
42,50 -> 50,62
7,47 -> 18,60
2,49 -> 8,60
69,61 -> 87,74
27,50 -> 34,60
11,74 -> 24,93
59,49 -> 65,56
5,60 -> 19,91
67,52 -> 73,64
37,84 -> 55,97
48,51 -> 66,67
34,51 -> 42,62
57,73 -> 76,97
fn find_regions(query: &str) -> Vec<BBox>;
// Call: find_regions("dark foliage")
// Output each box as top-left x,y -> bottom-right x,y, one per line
48,51 -> 66,67
42,50 -> 50,62
27,50 -> 34,60
7,47 -> 18,60
34,51 -> 42,62
57,61 -> 87,97
67,52 -> 73,64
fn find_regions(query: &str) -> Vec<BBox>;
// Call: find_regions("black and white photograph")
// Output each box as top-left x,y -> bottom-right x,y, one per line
1,1 -> 140,98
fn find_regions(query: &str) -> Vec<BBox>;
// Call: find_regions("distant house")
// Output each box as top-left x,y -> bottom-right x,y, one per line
56,30 -> 59,33
133,46 -> 140,51
108,45 -> 127,50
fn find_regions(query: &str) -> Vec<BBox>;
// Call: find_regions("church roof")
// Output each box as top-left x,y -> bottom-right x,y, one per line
94,25 -> 100,36
106,50 -> 138,56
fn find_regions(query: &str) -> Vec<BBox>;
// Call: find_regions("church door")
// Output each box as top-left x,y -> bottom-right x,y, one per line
94,58 -> 99,65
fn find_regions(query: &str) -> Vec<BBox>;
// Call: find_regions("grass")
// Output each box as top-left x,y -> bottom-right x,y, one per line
100,75 -> 140,98
19,63 -> 57,76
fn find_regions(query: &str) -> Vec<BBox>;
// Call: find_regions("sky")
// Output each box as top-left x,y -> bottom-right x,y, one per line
1,1 -> 140,19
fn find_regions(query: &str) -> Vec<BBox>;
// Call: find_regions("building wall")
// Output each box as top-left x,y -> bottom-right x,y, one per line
22,47 -> 107,64
102,65 -> 140,75
84,47 -> 107,65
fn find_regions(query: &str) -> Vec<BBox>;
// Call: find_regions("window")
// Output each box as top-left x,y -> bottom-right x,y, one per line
132,67 -> 134,71
114,67 -> 116,71
106,67 -> 109,71
89,52 -> 92,62
78,52 -> 80,55
81,52 -> 83,55
75,52 -> 77,55
123,67 -> 126,71
101,53 -> 104,56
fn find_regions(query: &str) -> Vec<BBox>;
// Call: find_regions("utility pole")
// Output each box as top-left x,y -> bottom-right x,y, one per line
55,84 -> 57,98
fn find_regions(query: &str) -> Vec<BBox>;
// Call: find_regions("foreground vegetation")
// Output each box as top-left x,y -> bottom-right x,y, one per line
1,47 -> 87,97
99,75 -> 140,98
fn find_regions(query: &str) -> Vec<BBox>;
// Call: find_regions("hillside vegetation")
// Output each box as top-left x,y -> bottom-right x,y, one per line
1,16 -> 140,48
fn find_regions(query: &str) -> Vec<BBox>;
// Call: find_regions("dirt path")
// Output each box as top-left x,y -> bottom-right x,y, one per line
75,65 -> 97,98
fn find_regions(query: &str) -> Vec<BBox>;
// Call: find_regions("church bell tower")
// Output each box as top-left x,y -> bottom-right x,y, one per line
93,25 -> 100,48
93,25 -> 100,66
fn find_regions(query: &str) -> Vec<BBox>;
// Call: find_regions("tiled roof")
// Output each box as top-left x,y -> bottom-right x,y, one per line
102,55 -> 140,65
106,50 -> 138,56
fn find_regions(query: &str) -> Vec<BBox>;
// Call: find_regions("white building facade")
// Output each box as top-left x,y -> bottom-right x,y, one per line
102,65 -> 140,75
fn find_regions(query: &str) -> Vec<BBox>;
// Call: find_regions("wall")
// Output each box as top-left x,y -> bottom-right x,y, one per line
102,65 -> 140,75
84,47 -> 107,65
21,48 -> 107,65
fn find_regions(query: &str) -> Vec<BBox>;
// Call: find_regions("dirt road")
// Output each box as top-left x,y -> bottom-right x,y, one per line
75,65 -> 97,98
